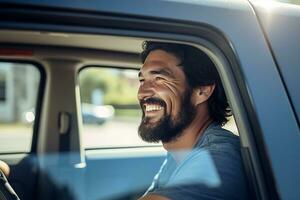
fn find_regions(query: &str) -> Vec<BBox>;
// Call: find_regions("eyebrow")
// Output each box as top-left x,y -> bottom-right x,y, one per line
138,68 -> 175,78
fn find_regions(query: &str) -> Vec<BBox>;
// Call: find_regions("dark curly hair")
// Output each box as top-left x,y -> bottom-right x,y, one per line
141,41 -> 231,125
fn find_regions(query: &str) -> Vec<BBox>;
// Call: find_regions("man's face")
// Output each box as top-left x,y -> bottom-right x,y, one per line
138,49 -> 196,143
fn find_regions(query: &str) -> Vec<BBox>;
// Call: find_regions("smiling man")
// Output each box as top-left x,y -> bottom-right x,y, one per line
138,42 -> 249,200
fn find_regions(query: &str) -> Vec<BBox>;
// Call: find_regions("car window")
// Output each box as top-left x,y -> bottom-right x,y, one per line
79,67 -> 160,149
0,62 -> 41,153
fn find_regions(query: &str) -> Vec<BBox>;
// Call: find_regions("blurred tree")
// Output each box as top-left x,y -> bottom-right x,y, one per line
79,68 -> 108,104
79,68 -> 139,105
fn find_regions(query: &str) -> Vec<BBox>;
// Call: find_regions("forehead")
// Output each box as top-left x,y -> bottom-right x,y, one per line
140,49 -> 184,77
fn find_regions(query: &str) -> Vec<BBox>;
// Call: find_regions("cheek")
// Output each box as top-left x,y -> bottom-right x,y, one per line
159,83 -> 186,116
169,93 -> 183,117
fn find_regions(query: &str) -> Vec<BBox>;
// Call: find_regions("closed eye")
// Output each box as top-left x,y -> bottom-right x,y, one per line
155,76 -> 165,81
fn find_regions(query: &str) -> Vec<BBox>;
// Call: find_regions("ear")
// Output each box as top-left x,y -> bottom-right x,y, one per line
191,84 -> 215,106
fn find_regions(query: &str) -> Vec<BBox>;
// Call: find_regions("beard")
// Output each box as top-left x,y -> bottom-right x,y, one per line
138,89 -> 196,143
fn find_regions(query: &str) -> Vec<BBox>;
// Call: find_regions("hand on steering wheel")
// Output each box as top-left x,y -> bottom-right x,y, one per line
0,160 -> 20,200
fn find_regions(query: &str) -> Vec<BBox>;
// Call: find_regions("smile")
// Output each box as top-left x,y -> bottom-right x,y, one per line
145,104 -> 164,112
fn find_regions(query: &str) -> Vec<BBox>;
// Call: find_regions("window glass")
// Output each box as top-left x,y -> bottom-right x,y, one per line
79,67 -> 158,149
0,62 -> 41,153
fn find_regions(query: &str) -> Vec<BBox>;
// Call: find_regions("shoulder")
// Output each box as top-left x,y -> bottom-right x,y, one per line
199,124 -> 241,154
171,125 -> 242,180
194,125 -> 244,175
168,125 -> 246,188
148,127 -> 249,199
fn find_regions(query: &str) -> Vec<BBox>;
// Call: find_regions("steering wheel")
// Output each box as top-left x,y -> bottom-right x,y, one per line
0,167 -> 20,200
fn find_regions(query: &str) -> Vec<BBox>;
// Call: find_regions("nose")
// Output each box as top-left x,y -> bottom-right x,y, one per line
137,80 -> 155,101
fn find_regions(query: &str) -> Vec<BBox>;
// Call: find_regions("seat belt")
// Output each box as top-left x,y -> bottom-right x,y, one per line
0,169 -> 20,200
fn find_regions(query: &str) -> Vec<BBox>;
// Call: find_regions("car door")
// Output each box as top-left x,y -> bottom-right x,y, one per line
249,1 -> 300,199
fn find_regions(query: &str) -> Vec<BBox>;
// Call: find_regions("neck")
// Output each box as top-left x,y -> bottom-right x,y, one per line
163,106 -> 213,163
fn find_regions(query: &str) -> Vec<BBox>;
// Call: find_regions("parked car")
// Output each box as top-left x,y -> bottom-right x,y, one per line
0,0 -> 299,200
82,103 -> 114,125
23,104 -> 114,125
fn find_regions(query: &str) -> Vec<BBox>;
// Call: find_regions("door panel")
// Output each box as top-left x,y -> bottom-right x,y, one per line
85,149 -> 165,200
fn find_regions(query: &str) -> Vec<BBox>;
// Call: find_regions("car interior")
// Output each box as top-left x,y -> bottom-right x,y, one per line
0,29 -> 258,200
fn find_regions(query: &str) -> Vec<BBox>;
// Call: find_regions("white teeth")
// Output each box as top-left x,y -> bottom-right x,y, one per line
145,105 -> 163,112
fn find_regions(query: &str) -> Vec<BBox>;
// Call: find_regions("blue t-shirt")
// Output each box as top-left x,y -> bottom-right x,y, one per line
144,122 -> 249,200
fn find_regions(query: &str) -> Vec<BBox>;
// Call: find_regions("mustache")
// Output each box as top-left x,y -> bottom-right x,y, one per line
139,97 -> 166,108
